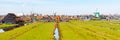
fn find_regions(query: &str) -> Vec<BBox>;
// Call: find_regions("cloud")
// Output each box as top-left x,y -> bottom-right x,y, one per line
22,0 -> 56,5
0,0 -> 56,6
0,0 -> 120,15
0,0 -> 23,4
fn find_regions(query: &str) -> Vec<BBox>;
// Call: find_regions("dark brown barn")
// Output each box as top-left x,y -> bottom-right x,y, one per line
1,13 -> 17,24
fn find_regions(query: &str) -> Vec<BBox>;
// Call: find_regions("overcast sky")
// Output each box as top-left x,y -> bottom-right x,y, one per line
0,0 -> 120,15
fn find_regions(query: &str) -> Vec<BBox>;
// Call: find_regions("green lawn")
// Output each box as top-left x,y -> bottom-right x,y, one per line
0,22 -> 55,40
0,24 -> 15,29
0,20 -> 120,40
59,20 -> 120,40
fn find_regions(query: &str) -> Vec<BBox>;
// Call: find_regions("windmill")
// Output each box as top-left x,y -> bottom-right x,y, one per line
94,8 -> 100,18
92,8 -> 100,20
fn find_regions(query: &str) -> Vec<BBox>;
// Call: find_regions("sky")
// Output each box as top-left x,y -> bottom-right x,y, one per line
0,0 -> 120,16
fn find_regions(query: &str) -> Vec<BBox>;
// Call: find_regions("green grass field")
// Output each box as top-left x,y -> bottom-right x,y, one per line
0,22 -> 56,40
0,21 -> 120,40
59,20 -> 120,40
0,24 -> 15,29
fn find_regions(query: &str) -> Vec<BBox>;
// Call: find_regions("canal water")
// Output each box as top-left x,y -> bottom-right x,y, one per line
54,28 -> 59,40
0,29 -> 5,33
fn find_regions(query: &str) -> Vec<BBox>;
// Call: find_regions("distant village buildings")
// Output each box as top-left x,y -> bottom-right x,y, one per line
0,12 -> 120,24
